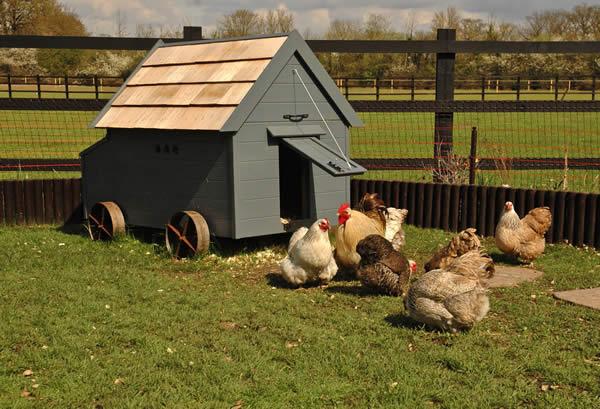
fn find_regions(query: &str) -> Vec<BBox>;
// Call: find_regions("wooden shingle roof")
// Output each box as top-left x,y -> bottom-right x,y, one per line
94,36 -> 287,130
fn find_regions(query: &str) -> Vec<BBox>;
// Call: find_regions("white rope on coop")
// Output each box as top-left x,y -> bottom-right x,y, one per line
292,69 -> 352,169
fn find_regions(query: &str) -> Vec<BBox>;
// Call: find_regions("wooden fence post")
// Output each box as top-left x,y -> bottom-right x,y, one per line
344,78 -> 349,99
410,76 -> 415,101
94,75 -> 99,99
64,74 -> 69,99
433,28 -> 456,182
481,76 -> 485,101
7,72 -> 12,98
183,26 -> 203,41
36,74 -> 41,99
469,127 -> 478,184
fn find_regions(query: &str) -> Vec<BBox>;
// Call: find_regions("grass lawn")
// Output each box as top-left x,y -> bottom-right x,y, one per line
0,225 -> 599,408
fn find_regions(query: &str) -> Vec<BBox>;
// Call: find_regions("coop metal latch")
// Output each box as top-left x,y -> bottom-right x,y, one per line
283,114 -> 308,122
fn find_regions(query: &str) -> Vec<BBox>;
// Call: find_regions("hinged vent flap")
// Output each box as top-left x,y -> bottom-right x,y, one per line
280,137 -> 366,177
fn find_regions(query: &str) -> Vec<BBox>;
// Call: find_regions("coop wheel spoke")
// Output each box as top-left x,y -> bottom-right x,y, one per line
88,202 -> 125,241
166,211 -> 210,259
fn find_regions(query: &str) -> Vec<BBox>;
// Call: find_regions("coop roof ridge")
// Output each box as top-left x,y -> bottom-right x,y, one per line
159,31 -> 293,48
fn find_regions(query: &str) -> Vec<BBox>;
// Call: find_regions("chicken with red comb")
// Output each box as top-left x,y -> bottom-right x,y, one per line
334,202 -> 385,273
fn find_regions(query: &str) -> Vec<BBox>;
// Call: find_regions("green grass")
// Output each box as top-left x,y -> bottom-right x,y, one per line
0,225 -> 599,408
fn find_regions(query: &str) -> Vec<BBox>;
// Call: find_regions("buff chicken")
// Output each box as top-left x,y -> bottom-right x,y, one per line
335,203 -> 384,272
495,201 -> 552,263
356,235 -> 417,296
404,250 -> 494,332
280,218 -> 338,286
424,228 -> 490,274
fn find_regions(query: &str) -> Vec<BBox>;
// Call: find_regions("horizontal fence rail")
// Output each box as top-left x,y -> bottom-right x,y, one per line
0,178 -> 82,225
349,100 -> 600,112
3,35 -> 600,54
350,179 -> 600,248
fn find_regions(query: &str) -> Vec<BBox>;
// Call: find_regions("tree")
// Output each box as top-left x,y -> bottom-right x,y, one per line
432,7 -> 461,31
263,8 -> 294,33
215,9 -> 263,38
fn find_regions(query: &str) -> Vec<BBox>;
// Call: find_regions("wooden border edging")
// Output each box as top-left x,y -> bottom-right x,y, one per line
0,178 -> 82,225
350,179 -> 600,248
1,178 -> 598,250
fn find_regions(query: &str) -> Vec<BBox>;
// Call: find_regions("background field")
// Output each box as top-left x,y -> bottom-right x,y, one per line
0,225 -> 598,408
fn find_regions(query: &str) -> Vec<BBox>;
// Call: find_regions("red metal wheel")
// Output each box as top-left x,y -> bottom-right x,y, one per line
88,201 -> 125,241
165,210 -> 210,258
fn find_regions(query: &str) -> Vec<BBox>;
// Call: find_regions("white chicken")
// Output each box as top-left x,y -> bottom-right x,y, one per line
280,218 -> 338,286
385,207 -> 408,251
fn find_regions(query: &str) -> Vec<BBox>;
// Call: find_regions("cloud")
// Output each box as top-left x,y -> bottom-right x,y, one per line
62,0 -> 587,36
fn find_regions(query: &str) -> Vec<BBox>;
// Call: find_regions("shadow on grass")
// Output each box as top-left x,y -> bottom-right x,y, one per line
266,272 -> 298,289
265,273 -> 331,291
325,284 -> 383,297
490,252 -> 520,265
384,313 -> 429,330
57,222 -> 88,237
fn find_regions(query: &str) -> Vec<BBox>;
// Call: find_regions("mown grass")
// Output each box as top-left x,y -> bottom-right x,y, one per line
0,225 -> 599,408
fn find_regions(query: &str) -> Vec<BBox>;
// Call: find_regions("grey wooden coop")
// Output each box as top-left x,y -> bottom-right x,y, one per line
81,31 -> 365,257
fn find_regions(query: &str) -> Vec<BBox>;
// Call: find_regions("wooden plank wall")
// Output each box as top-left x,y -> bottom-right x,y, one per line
351,179 -> 600,248
0,178 -> 82,225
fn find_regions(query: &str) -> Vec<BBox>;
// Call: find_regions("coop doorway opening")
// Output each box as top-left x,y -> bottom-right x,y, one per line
279,143 -> 312,221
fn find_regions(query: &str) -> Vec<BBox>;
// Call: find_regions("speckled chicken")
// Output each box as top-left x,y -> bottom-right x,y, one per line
404,250 -> 494,332
356,235 -> 417,296
495,201 -> 552,263
424,228 -> 489,274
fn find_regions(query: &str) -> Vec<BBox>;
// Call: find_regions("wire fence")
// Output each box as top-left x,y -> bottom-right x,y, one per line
0,80 -> 599,194
0,109 -> 102,179
351,109 -> 600,193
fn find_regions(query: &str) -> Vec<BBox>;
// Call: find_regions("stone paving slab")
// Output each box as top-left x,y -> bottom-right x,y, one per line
553,288 -> 600,310
484,265 -> 543,288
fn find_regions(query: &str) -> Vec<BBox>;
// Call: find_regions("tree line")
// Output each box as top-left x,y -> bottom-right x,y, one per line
0,2 -> 599,80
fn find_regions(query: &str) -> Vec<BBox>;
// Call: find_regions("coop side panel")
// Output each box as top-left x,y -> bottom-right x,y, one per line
81,130 -> 233,237
232,120 -> 350,239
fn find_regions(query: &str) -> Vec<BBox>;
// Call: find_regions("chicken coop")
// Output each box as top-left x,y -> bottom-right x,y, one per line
81,31 -> 365,257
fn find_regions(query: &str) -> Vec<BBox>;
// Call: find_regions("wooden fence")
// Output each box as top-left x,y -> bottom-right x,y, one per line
1,178 -> 598,249
0,178 -> 81,225
350,179 -> 599,248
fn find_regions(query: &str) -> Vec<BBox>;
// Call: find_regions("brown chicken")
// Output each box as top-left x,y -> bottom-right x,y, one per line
335,203 -> 385,272
424,228 -> 491,275
355,193 -> 387,229
356,235 -> 417,296
495,201 -> 552,263
404,250 -> 494,332
355,192 -> 408,251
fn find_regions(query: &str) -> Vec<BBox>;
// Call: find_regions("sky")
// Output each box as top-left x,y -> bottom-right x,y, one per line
62,0 -> 589,37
